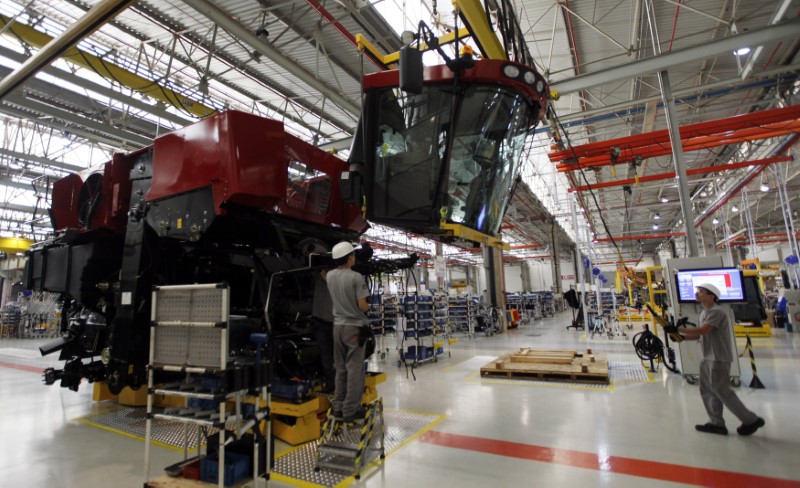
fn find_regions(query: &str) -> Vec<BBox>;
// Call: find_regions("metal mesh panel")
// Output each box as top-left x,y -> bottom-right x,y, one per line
154,286 -> 226,324
152,326 -> 223,368
151,284 -> 229,368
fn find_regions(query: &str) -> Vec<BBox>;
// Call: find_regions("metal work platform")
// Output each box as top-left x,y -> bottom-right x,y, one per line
272,408 -> 442,487
315,399 -> 385,480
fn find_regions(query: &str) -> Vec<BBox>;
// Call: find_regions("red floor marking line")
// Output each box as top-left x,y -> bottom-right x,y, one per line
420,431 -> 800,487
0,360 -> 44,374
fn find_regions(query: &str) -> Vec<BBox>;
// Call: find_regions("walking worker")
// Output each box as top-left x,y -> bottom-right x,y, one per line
327,241 -> 370,423
672,283 -> 765,436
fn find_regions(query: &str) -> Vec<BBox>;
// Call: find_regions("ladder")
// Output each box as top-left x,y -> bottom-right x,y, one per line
314,398 -> 385,480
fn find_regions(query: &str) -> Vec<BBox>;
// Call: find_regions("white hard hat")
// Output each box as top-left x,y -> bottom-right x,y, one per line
697,283 -> 721,299
332,241 -> 356,260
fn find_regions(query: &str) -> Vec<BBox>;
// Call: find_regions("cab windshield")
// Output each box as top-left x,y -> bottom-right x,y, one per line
367,84 -> 533,236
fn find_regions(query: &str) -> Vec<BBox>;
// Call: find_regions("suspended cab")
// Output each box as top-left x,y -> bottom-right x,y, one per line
346,57 -> 549,244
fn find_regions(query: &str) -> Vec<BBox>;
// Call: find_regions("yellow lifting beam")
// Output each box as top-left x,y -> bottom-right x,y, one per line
356,27 -> 472,70
0,15 -> 216,119
356,0 -> 508,69
453,0 -> 507,60
439,222 -> 509,250
0,237 -> 34,254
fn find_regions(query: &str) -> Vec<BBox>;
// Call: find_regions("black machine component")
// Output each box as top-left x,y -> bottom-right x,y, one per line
732,275 -> 768,325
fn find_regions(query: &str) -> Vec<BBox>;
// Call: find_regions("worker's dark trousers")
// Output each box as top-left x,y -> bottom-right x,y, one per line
332,325 -> 366,418
314,318 -> 335,391
699,359 -> 758,427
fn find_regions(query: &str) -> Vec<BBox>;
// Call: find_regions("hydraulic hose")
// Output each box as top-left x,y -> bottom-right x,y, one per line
632,328 -> 680,374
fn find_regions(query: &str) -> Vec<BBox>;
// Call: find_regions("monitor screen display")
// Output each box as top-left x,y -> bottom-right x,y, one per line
674,268 -> 746,303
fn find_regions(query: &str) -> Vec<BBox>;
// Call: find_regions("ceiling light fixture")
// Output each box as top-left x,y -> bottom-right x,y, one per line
661,197 -> 669,203
760,183 -> 769,192
712,218 -> 719,225
653,224 -> 659,230
654,214 -> 660,220
735,47 -> 751,56
732,205 -> 739,212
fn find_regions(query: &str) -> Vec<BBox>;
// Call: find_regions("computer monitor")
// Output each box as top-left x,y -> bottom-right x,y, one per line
674,267 -> 746,303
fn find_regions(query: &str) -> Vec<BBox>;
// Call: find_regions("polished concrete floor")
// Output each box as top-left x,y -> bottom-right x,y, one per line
1,312 -> 799,487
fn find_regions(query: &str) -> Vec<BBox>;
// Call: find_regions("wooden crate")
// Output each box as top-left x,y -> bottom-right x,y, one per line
480,348 -> 609,384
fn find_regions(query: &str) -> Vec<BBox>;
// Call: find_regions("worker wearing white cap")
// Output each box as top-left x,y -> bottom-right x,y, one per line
326,241 -> 370,423
676,283 -> 765,436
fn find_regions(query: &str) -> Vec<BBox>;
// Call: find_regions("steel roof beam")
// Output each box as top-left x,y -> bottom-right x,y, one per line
3,93 -> 153,146
0,148 -> 82,173
0,0 -> 138,101
0,45 -> 190,127
183,0 -> 360,117
550,17 -> 800,96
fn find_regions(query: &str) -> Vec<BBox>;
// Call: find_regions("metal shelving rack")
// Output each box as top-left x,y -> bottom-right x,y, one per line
144,283 -> 270,488
447,295 -> 477,337
367,293 -> 398,360
398,294 -> 449,377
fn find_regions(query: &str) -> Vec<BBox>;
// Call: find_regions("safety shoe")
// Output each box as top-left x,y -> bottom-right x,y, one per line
343,406 -> 367,423
695,423 -> 728,435
737,417 -> 765,436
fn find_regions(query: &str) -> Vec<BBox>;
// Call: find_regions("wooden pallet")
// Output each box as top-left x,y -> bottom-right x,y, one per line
480,348 -> 609,384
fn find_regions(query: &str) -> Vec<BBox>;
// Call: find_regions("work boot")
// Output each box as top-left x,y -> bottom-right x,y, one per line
695,423 -> 728,435
343,406 -> 367,423
737,417 -> 765,436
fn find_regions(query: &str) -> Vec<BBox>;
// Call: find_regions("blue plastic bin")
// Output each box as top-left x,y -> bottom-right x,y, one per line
200,451 -> 250,486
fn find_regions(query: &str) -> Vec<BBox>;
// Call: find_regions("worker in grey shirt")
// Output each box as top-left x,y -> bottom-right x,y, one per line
327,241 -> 370,423
675,283 -> 765,436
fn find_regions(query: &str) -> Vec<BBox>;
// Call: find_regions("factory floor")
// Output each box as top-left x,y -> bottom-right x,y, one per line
1,312 -> 799,488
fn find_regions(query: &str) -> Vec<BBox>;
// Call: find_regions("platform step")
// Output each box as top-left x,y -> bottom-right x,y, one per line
316,459 -> 356,473
318,445 -> 358,458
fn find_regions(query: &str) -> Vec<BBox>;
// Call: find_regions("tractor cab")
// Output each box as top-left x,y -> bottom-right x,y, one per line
347,57 -> 549,244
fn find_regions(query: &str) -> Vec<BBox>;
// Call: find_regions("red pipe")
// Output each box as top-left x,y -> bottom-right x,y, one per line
461,243 -> 544,253
568,156 -> 792,192
594,232 -> 684,243
719,232 -> 800,247
667,1 -> 682,52
504,255 -> 551,261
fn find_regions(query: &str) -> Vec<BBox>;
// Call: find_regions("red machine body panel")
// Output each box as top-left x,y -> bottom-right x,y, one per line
50,153 -> 135,233
147,111 -> 288,209
279,133 -> 367,232
50,173 -> 82,230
